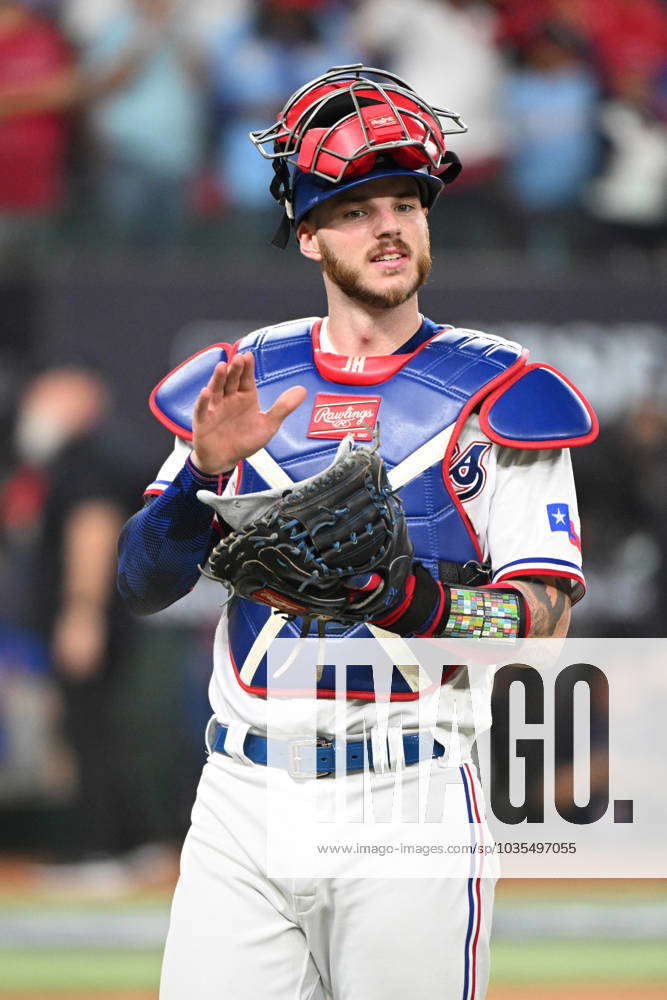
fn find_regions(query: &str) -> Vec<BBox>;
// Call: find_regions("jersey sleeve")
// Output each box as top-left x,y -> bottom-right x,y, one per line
144,436 -> 239,500
144,436 -> 193,496
486,444 -> 585,603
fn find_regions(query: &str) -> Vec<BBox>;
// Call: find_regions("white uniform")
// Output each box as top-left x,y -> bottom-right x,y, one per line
149,325 -> 585,1000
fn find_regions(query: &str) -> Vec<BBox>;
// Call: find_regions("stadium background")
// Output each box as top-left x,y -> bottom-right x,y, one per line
1,0 -> 666,996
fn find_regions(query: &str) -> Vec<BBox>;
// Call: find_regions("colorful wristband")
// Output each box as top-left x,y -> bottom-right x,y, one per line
438,586 -> 527,639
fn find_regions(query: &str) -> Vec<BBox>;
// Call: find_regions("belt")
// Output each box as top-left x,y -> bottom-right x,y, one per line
210,722 -> 446,779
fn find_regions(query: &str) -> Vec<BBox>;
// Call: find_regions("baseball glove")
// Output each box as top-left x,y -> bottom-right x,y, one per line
197,435 -> 413,624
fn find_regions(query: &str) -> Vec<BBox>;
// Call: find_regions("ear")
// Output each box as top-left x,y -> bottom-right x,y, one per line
296,220 -> 322,263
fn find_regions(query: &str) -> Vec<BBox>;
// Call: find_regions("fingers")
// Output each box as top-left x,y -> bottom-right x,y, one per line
193,386 -> 211,425
196,355 -> 304,445
267,385 -> 307,427
239,351 -> 256,392
224,355 -> 244,397
207,361 -> 228,398
196,356 -> 247,424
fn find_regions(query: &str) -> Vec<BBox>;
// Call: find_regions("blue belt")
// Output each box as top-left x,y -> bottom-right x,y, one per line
210,722 -> 446,778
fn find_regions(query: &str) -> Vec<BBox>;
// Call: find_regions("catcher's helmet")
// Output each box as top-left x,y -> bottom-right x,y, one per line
249,64 -> 467,247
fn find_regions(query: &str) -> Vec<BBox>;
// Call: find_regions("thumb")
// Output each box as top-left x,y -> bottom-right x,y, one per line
266,385 -> 307,427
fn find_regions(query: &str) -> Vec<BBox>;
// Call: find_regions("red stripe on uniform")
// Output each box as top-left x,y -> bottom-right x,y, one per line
464,762 -> 484,1000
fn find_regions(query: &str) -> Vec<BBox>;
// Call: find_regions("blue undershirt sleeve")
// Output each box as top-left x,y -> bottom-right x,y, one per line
117,456 -> 232,615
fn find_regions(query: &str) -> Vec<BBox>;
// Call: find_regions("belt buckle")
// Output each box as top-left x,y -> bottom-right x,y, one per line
287,737 -> 332,779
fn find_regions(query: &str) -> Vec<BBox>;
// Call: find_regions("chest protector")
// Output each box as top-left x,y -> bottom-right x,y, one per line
151,317 -> 597,701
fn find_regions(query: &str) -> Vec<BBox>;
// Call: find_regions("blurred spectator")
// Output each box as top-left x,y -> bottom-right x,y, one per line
208,0 -> 359,211
63,0 -> 240,46
585,71 -> 667,251
572,397 -> 667,637
493,0 -> 552,49
560,0 -> 667,95
502,20 -> 598,264
83,0 -> 206,245
495,0 -> 667,94
184,0 -> 247,45
353,0 -> 508,247
354,0 -> 505,180
0,0 -> 77,261
0,370 -> 157,862
62,0 -> 130,45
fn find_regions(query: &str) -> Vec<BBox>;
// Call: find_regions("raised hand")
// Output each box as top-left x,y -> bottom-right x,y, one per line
192,353 -> 307,474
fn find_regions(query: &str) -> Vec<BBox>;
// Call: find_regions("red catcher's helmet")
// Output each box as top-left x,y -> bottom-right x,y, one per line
249,64 -> 466,247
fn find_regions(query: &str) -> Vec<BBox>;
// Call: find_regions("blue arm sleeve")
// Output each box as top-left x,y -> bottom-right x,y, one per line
117,456 -> 232,615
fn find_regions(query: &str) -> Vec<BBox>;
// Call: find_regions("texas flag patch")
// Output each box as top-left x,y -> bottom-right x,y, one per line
546,503 -> 581,551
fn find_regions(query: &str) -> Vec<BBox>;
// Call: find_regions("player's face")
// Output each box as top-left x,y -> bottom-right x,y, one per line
298,177 -> 431,310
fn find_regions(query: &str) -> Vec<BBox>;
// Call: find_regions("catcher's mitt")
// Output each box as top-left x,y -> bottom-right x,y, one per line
197,435 -> 413,624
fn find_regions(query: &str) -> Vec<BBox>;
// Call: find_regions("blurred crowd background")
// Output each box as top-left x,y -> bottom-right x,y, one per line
1,0 -> 667,255
1,0 -> 667,888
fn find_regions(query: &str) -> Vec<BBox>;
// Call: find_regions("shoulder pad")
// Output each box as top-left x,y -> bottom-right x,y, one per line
479,363 -> 598,449
149,343 -> 232,439
235,316 -> 319,353
445,326 -> 524,362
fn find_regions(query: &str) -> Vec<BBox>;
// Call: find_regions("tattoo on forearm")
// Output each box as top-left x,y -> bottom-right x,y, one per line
514,579 -> 572,638
531,586 -> 567,636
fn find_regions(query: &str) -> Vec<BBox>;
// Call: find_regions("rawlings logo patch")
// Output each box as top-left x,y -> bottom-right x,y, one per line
448,441 -> 490,502
370,114 -> 397,128
308,393 -> 381,441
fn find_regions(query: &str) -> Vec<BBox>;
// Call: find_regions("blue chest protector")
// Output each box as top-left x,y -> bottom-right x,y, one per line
151,317 -> 596,701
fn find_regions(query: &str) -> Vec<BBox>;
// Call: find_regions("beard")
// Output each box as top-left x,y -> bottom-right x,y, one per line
318,233 -> 432,309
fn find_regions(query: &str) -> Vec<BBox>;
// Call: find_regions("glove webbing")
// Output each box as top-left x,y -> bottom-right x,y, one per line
373,563 -> 529,639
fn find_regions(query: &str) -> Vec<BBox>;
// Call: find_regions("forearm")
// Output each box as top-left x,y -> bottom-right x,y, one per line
61,501 -> 125,613
54,501 -> 125,679
373,565 -> 570,639
511,577 -> 571,638
117,457 -> 231,615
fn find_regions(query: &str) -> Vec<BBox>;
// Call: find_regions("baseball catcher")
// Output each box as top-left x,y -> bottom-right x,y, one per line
117,63 -> 597,1000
